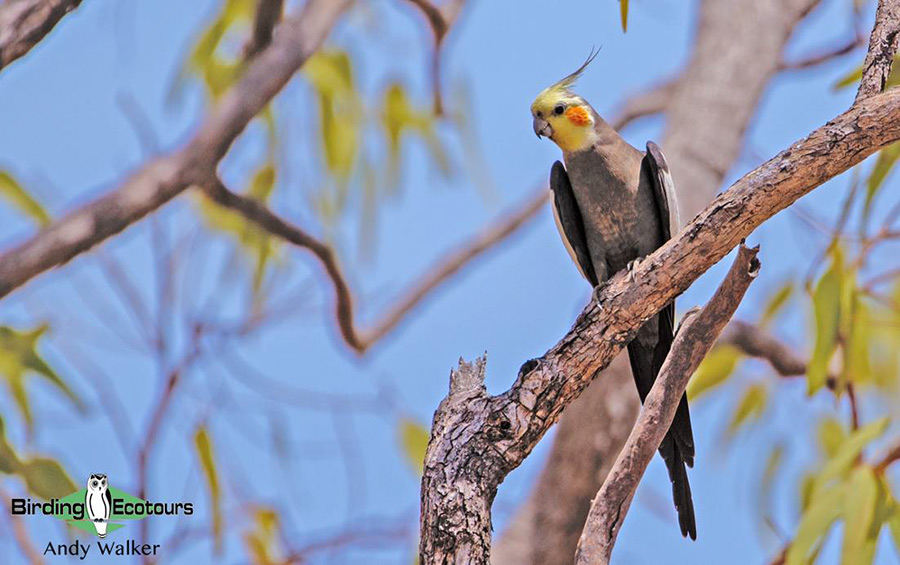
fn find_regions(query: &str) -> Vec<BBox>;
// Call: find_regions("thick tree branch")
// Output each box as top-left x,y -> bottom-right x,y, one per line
0,0 -> 81,71
0,0 -> 350,300
856,0 -> 900,102
202,179 -> 546,354
574,244 -> 760,565
420,88 -> 900,564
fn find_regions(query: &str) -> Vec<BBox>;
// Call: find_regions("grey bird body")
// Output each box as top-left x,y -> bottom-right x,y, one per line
546,111 -> 697,539
530,54 -> 697,537
562,118 -> 662,280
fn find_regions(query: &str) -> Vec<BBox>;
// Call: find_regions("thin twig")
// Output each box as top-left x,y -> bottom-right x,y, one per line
200,178 -> 547,353
779,33 -> 865,71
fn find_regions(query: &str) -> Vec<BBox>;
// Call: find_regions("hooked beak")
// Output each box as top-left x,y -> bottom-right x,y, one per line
533,116 -> 552,139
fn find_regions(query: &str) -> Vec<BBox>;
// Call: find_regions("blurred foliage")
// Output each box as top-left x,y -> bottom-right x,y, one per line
195,425 -> 224,555
684,123 -> 900,561
0,324 -> 83,432
244,506 -> 286,565
0,171 -> 50,227
398,418 -> 430,475
0,416 -> 76,500
175,0 -> 456,291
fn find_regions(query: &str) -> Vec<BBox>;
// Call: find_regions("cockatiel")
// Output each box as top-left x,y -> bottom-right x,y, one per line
531,51 -> 696,539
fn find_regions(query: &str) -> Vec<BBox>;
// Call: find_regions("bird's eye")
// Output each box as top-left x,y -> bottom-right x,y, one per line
92,481 -> 98,488
535,110 -> 543,118
554,104 -> 565,115
101,479 -> 106,485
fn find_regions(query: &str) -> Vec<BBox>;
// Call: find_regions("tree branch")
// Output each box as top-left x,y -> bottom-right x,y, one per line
574,244 -> 760,565
718,320 -> 840,389
0,0 -> 351,301
856,0 -> 900,102
403,0 -> 468,114
779,33 -> 864,71
419,88 -> 900,564
0,0 -> 82,71
201,179 -> 546,354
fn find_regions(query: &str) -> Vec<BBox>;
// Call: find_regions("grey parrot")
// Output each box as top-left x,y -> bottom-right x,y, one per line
530,52 -> 696,539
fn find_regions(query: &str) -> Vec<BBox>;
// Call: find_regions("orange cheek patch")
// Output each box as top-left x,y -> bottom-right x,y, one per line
565,106 -> 591,126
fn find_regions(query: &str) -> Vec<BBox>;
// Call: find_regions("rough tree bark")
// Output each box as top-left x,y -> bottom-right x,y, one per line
494,1 -> 820,561
420,85 -> 900,564
0,0 -> 82,71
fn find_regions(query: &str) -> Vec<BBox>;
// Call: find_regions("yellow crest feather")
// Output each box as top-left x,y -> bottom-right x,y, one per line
545,47 -> 600,95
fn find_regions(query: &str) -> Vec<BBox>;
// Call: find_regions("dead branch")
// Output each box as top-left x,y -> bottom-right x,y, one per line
856,0 -> 900,102
0,0 -> 351,300
201,178 -> 547,354
419,87 -> 900,564
574,244 -> 760,565
0,0 -> 82,71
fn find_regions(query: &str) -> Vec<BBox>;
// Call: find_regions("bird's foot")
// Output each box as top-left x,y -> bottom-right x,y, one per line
626,259 -> 639,282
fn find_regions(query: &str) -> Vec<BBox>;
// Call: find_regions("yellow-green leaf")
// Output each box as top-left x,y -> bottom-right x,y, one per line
760,282 -> 794,327
808,263 -> 842,394
818,417 -> 847,459
399,418 -> 430,475
195,426 -> 223,554
889,501 -> 900,559
814,418 -> 888,496
786,483 -> 846,565
0,416 -> 22,474
244,506 -> 282,565
843,293 -> 871,384
0,324 -> 83,429
864,143 -> 900,220
687,344 -> 741,401
0,171 -> 51,226
20,457 -> 75,500
841,465 -> 878,565
727,383 -> 767,436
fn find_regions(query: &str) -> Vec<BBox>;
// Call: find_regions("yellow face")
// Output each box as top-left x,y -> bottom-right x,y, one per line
531,90 -> 596,153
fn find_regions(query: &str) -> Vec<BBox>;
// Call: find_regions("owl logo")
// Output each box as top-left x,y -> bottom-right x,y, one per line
85,473 -> 112,538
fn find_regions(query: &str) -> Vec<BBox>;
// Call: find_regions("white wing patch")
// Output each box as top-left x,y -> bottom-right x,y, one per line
551,190 -> 589,281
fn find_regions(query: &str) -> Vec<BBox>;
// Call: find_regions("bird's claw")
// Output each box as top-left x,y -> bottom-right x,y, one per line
626,259 -> 639,282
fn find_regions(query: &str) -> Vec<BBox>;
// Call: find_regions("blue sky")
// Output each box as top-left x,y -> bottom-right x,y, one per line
0,0 -> 896,563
